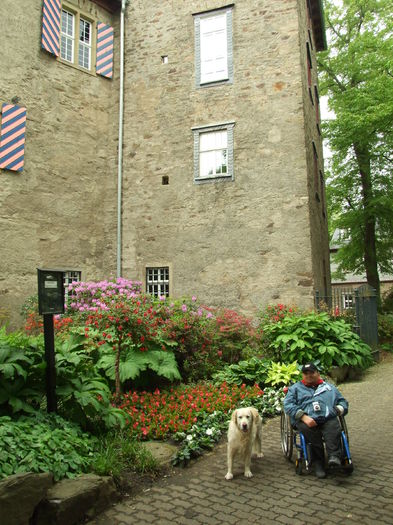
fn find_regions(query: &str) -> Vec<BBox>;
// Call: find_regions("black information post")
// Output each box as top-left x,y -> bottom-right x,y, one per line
37,269 -> 65,413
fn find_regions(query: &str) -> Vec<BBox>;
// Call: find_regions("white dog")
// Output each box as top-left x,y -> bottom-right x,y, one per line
225,407 -> 264,480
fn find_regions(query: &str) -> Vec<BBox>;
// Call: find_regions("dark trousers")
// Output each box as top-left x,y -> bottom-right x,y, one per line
296,418 -> 342,463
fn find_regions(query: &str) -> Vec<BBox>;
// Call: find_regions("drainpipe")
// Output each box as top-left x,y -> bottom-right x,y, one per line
117,0 -> 127,278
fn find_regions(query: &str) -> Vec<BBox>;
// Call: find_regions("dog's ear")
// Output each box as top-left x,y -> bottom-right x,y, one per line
250,407 -> 259,423
231,409 -> 238,423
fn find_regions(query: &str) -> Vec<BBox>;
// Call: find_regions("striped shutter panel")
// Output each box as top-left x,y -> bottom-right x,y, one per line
0,104 -> 27,172
96,23 -> 114,79
41,0 -> 61,56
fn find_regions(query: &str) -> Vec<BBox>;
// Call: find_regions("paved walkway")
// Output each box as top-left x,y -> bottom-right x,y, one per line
88,354 -> 393,525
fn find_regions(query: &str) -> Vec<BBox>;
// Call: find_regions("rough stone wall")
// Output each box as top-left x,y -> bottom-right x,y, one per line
121,0 -> 328,315
0,0 -> 119,328
297,0 -> 332,301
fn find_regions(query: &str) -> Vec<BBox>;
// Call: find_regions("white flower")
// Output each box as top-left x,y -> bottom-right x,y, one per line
186,435 -> 193,441
206,428 -> 214,436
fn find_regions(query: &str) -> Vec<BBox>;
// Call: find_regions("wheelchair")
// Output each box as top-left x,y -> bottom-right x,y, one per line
280,408 -> 354,475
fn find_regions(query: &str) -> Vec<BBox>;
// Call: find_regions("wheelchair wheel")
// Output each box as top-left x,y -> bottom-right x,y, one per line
339,415 -> 349,445
280,411 -> 293,460
295,451 -> 303,475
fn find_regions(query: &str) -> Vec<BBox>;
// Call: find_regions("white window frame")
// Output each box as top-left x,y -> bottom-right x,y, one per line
342,293 -> 354,310
192,122 -> 235,183
194,6 -> 234,87
78,17 -> 92,70
60,5 -> 94,72
63,270 -> 82,301
146,267 -> 169,298
61,9 -> 75,63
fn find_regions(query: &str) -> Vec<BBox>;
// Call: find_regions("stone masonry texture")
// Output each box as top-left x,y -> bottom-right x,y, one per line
88,353 -> 393,525
120,0 -> 330,315
0,0 -> 329,327
0,0 -> 120,328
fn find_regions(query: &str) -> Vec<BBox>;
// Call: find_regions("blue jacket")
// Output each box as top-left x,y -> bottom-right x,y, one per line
283,380 -> 348,426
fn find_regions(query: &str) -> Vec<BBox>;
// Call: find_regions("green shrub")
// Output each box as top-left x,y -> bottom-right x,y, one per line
0,412 -> 96,481
265,361 -> 301,387
262,311 -> 373,370
211,357 -> 271,386
0,328 -> 125,431
381,287 -> 393,313
378,314 -> 393,344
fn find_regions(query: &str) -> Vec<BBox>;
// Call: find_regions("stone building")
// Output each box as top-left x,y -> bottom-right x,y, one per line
0,0 -> 330,327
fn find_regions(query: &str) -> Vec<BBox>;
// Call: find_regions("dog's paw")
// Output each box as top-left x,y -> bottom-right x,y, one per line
257,452 -> 264,458
244,470 -> 253,478
225,472 -> 233,480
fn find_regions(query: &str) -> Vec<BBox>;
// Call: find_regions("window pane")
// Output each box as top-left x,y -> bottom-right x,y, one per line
200,132 -> 215,152
199,130 -> 228,178
61,10 -> 74,62
80,19 -> 91,44
200,13 -> 228,83
79,43 -> 90,69
200,151 -> 215,178
79,19 -> 91,69
62,10 -> 74,37
146,267 -> 169,297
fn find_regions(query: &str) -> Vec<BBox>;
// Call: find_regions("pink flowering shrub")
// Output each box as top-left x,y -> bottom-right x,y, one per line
67,278 -> 142,312
159,298 -> 257,382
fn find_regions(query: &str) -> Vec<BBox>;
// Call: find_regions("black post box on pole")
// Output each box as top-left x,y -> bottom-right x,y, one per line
37,269 -> 65,413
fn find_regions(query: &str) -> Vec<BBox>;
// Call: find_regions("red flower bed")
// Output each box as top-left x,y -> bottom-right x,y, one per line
117,382 -> 263,440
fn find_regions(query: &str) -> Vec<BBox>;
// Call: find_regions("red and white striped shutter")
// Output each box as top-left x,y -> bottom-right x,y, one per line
0,104 -> 27,172
41,0 -> 61,56
96,23 -> 114,79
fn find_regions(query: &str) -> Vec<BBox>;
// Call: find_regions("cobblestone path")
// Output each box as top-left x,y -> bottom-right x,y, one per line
88,353 -> 393,525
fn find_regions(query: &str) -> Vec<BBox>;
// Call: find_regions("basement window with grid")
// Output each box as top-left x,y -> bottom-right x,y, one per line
342,293 -> 354,310
63,270 -> 81,301
146,267 -> 169,298
60,6 -> 94,71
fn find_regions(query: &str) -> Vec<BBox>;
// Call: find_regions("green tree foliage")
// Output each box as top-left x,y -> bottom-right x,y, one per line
318,0 -> 393,301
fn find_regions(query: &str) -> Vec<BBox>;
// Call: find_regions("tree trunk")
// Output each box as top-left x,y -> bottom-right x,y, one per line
353,142 -> 380,303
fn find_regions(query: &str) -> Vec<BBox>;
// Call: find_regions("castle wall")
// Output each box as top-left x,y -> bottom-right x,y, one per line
121,0 -> 326,314
0,0 -> 119,327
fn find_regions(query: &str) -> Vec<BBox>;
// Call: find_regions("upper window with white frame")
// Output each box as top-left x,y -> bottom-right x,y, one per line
60,6 -> 94,71
194,6 -> 234,87
192,122 -> 235,183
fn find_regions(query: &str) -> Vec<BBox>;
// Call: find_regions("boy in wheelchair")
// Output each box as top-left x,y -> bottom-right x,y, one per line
283,363 -> 349,479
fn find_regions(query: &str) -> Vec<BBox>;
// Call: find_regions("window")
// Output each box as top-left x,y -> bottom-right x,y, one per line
342,293 -> 354,310
60,7 -> 93,71
314,85 -> 321,133
194,6 -> 233,87
41,1 -> 113,79
63,270 -> 81,301
312,141 -> 319,197
320,170 -> 326,216
192,122 -> 235,183
306,42 -> 312,89
146,267 -> 169,298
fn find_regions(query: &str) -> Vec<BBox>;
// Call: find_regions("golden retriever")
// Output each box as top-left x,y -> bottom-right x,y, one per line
225,407 -> 263,480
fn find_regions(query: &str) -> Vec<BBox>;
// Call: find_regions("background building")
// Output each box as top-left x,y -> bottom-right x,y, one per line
0,0 -> 330,327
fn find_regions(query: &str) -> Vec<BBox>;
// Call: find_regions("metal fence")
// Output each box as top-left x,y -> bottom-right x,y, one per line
315,284 -> 378,348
